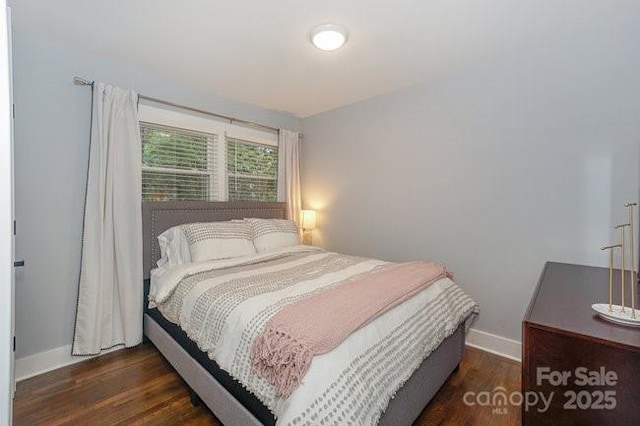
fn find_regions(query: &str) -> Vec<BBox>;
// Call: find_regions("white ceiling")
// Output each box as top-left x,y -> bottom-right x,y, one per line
13,0 -> 640,117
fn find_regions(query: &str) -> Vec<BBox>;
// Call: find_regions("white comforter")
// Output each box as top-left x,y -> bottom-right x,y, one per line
150,246 -> 478,425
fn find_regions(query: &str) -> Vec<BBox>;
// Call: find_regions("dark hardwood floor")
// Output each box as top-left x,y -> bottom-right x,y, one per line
13,344 -> 521,425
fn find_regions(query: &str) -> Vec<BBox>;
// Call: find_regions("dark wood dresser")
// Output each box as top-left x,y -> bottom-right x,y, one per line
523,262 -> 640,425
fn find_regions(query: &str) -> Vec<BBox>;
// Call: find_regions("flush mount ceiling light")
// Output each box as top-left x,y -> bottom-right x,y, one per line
310,24 -> 348,51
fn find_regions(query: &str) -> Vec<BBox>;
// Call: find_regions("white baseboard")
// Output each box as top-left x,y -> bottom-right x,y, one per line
15,329 -> 519,382
465,328 -> 521,362
15,344 -> 123,382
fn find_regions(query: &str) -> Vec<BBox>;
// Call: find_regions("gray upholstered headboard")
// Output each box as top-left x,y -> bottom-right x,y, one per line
142,201 -> 287,279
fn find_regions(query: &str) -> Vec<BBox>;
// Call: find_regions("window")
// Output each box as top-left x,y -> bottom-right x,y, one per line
227,138 -> 278,201
139,105 -> 279,202
141,123 -> 217,201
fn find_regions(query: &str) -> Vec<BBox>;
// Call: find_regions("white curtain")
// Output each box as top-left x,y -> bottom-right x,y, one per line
72,83 -> 143,356
277,129 -> 301,226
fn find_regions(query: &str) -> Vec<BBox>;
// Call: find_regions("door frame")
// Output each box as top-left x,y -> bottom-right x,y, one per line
0,1 -> 14,424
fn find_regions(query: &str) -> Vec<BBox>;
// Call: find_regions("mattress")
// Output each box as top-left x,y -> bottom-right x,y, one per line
149,245 -> 479,425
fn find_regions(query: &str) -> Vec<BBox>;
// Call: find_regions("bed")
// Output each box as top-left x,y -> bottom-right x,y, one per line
142,201 -> 477,425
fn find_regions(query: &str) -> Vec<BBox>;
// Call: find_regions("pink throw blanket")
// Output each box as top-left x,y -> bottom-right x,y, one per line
251,261 -> 450,397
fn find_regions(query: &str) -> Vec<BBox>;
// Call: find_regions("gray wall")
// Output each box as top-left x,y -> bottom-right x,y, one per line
301,20 -> 640,343
10,5 -> 301,358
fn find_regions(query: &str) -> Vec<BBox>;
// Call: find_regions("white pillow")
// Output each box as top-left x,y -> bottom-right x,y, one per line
157,226 -> 192,268
181,221 -> 256,262
246,218 -> 300,253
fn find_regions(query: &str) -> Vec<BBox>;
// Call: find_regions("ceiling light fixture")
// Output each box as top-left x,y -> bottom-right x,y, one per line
310,24 -> 348,51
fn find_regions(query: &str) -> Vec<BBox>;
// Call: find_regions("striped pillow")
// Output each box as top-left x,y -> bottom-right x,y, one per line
181,221 -> 256,262
246,218 -> 300,253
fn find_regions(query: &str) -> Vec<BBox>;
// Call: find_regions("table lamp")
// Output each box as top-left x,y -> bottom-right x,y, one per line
301,210 -> 317,245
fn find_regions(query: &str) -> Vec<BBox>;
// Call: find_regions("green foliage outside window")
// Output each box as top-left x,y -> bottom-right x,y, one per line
141,124 -> 210,201
141,126 -> 208,171
227,140 -> 278,202
141,124 -> 278,202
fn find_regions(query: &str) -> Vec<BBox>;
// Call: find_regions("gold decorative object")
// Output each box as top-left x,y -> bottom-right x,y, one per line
600,244 -> 621,312
614,223 -> 630,312
626,202 -> 637,318
593,202 -> 640,326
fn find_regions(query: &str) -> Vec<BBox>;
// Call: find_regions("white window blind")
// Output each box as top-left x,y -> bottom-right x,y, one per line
140,113 -> 279,202
141,122 -> 218,201
227,137 -> 278,202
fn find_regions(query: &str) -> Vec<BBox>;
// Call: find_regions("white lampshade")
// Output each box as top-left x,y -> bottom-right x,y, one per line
310,24 -> 348,51
301,210 -> 317,230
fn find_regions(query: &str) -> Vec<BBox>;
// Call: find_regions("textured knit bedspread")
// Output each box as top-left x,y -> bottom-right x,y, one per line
150,245 -> 479,425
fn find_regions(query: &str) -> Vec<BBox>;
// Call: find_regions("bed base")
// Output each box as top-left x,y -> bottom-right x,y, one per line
145,313 -> 263,425
144,313 -> 464,425
379,324 -> 464,425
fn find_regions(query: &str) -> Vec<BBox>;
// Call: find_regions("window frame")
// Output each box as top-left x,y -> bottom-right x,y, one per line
140,121 -> 216,201
226,136 -> 279,202
138,104 -> 278,202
